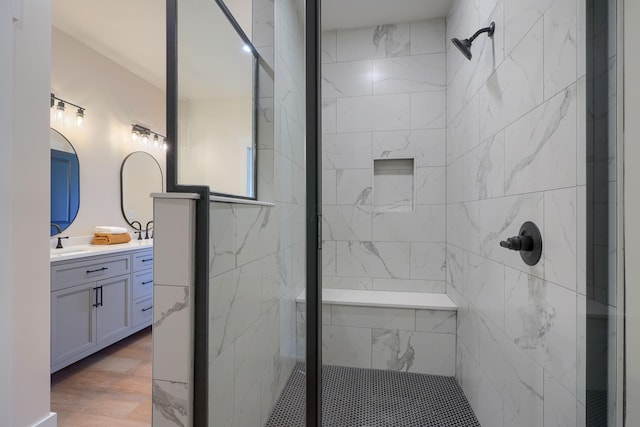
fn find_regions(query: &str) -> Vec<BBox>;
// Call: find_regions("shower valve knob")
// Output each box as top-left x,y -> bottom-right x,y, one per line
499,236 -> 533,251
499,221 -> 542,266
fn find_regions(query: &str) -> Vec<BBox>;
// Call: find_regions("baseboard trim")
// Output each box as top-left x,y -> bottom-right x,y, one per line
32,412 -> 57,427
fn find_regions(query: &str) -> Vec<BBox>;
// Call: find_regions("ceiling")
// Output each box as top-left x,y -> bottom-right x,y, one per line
53,0 -> 451,96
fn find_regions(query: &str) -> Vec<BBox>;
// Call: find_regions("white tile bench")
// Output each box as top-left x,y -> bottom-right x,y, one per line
296,289 -> 457,376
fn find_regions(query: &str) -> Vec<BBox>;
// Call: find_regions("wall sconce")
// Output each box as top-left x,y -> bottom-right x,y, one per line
131,124 -> 167,151
50,93 -> 86,128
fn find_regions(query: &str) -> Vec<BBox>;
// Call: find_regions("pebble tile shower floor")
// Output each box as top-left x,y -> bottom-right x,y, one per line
265,362 -> 480,427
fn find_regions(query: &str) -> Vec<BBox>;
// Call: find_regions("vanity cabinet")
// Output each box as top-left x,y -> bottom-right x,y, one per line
50,247 -> 152,373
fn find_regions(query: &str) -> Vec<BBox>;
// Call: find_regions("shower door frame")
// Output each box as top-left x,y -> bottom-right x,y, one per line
305,0 -> 323,425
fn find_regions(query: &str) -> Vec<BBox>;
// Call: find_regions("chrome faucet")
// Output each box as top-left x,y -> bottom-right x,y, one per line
145,221 -> 154,240
50,223 -> 68,249
131,221 -> 143,240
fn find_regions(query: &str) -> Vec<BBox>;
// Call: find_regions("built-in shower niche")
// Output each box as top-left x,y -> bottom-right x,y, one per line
373,158 -> 415,213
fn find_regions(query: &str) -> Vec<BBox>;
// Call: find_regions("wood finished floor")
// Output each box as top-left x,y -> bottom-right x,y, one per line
51,327 -> 152,426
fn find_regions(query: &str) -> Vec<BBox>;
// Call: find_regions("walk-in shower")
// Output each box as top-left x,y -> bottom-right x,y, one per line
153,0 -> 624,425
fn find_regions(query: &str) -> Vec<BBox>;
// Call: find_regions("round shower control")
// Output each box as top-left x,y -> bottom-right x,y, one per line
499,221 -> 542,266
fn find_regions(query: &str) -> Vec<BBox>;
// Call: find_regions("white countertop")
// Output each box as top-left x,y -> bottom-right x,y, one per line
296,288 -> 457,311
50,239 -> 153,263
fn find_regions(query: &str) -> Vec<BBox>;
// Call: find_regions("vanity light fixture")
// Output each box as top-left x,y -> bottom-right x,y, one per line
131,124 -> 167,152
50,93 -> 86,128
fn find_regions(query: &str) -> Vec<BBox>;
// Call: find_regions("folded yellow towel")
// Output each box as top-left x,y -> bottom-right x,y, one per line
91,232 -> 132,245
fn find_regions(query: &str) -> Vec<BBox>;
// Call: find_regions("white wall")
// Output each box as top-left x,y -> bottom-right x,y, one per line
445,0 -> 585,425
178,96 -> 252,197
0,0 -> 55,425
51,27 -> 166,236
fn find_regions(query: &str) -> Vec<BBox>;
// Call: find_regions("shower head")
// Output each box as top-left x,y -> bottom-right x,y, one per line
452,37 -> 473,60
451,22 -> 495,60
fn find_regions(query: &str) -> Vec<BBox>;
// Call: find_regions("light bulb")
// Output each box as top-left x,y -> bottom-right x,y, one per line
75,108 -> 85,128
162,142 -> 168,151
243,44 -> 251,53
131,129 -> 139,143
56,101 -> 65,120
153,134 -> 159,148
142,133 -> 149,145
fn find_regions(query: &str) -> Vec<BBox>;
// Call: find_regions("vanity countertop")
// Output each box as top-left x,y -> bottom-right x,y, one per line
50,239 -> 153,263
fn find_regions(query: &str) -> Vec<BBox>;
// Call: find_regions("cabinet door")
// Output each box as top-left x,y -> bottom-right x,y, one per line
96,275 -> 131,345
51,283 -> 97,367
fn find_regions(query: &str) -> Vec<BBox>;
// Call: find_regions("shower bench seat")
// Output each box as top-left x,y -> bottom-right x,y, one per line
295,289 -> 457,376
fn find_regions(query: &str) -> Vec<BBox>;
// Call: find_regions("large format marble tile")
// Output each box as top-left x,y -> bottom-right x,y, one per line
321,30 -> 337,63
235,205 -> 278,266
372,278 -> 445,293
209,343 -> 235,427
504,85 -> 577,195
336,169 -> 372,206
153,285 -> 191,384
153,380 -> 189,427
331,305 -> 415,330
479,19 -> 544,141
323,276 -> 373,290
544,372 -> 577,427
322,205 -> 372,242
410,19 -> 446,55
409,242 -> 446,281
371,329 -> 455,375
504,0 -> 554,55
372,205 -> 446,243
372,54 -> 446,95
210,203 -> 236,277
322,325 -> 372,368
457,341 -> 504,427
336,241 -> 411,279
544,187 -> 577,291
415,167 -> 446,205
447,93 -> 479,164
322,60 -> 372,98
415,309 -> 456,334
410,91 -> 446,129
543,0 -> 577,100
209,260 -> 263,358
446,202 -> 481,254
337,23 -> 411,61
504,268 -> 577,394
322,132 -> 372,170
477,313 -> 544,427
372,129 -> 446,167
322,99 -> 337,134
337,94 -> 411,132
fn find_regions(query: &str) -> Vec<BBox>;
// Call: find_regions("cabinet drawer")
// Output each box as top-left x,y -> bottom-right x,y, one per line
133,296 -> 153,327
133,270 -> 153,300
133,250 -> 154,272
51,255 -> 130,292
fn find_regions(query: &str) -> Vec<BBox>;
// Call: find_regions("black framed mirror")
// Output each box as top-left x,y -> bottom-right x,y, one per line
120,151 -> 163,228
50,128 -> 80,236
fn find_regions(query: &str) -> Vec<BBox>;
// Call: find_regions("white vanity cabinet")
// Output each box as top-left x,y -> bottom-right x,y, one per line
50,247 -> 153,373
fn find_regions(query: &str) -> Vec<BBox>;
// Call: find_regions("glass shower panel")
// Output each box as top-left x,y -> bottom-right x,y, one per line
585,0 -> 621,423
176,0 -> 306,425
177,0 -> 257,199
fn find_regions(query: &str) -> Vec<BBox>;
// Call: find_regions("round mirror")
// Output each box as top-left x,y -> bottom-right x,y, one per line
50,128 -> 80,236
121,151 -> 163,228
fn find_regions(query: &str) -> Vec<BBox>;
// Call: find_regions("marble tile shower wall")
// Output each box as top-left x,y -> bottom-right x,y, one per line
321,19 -> 448,294
207,0 -> 305,426
445,1 -> 586,426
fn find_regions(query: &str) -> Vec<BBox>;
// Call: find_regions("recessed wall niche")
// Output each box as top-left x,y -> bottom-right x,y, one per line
373,158 -> 415,213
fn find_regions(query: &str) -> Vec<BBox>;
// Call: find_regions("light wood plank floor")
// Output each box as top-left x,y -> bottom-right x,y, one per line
51,327 -> 152,426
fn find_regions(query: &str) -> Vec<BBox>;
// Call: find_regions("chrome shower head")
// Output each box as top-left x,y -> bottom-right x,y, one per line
451,22 -> 495,60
